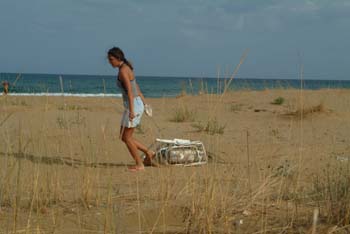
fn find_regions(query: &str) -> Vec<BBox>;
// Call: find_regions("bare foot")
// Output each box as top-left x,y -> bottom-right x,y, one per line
143,151 -> 156,166
128,165 -> 145,172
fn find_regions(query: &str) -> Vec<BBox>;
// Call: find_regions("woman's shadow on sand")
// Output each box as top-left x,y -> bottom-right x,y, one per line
0,152 -> 133,168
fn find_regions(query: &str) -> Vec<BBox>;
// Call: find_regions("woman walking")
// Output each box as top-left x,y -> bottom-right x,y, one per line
108,47 -> 154,171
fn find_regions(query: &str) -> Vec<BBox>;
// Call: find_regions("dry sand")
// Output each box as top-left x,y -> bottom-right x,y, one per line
0,89 -> 350,233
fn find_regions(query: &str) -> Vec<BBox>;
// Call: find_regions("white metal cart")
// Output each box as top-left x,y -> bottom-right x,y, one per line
153,138 -> 208,166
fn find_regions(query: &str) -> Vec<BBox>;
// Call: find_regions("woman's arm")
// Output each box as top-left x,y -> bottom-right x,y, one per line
136,83 -> 146,105
119,69 -> 135,119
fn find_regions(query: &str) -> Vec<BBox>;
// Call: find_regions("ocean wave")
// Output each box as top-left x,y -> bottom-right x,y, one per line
8,93 -> 122,97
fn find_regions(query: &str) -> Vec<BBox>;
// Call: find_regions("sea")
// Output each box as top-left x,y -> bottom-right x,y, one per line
1,73 -> 350,98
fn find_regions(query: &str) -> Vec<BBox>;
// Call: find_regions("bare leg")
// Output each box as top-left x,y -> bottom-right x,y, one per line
121,125 -> 153,157
119,125 -> 125,140
133,139 -> 154,158
121,127 -> 144,169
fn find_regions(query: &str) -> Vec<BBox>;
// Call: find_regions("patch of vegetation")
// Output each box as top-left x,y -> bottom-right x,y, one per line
191,118 -> 225,135
56,113 -> 86,129
271,97 -> 285,105
175,81 -> 188,98
19,100 -> 28,106
197,79 -> 208,95
170,106 -> 196,122
230,103 -> 243,112
70,112 -> 86,126
284,103 -> 326,118
271,129 -> 279,137
311,164 -> 350,225
272,160 -> 293,177
56,117 -> 68,129
58,104 -> 88,111
4,99 -> 29,106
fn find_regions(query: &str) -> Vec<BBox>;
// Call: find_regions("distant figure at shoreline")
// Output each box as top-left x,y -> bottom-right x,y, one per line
2,80 -> 9,95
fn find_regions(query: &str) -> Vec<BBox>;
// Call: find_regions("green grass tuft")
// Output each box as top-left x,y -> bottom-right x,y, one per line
191,118 -> 225,135
170,106 -> 196,122
271,97 -> 285,105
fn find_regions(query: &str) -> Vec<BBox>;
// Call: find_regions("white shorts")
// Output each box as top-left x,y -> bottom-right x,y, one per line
121,96 -> 144,128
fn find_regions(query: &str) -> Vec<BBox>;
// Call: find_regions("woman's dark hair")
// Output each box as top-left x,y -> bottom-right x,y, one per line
108,47 -> 133,70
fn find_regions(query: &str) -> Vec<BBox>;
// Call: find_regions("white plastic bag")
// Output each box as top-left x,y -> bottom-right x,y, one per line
144,104 -> 152,117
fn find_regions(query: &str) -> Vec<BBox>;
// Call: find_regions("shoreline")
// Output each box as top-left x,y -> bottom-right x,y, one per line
3,87 -> 350,99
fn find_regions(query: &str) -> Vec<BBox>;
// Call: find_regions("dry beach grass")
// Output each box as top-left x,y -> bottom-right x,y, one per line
0,88 -> 350,233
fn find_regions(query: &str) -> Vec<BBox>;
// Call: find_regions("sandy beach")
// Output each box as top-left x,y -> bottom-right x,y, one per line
1,89 -> 350,233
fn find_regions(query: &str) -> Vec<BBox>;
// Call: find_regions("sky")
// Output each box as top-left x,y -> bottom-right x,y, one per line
0,0 -> 349,79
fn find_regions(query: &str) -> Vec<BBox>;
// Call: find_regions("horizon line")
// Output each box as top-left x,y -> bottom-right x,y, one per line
1,71 -> 350,81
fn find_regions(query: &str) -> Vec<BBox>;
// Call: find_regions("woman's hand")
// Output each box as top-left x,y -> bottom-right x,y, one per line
129,111 -> 135,121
